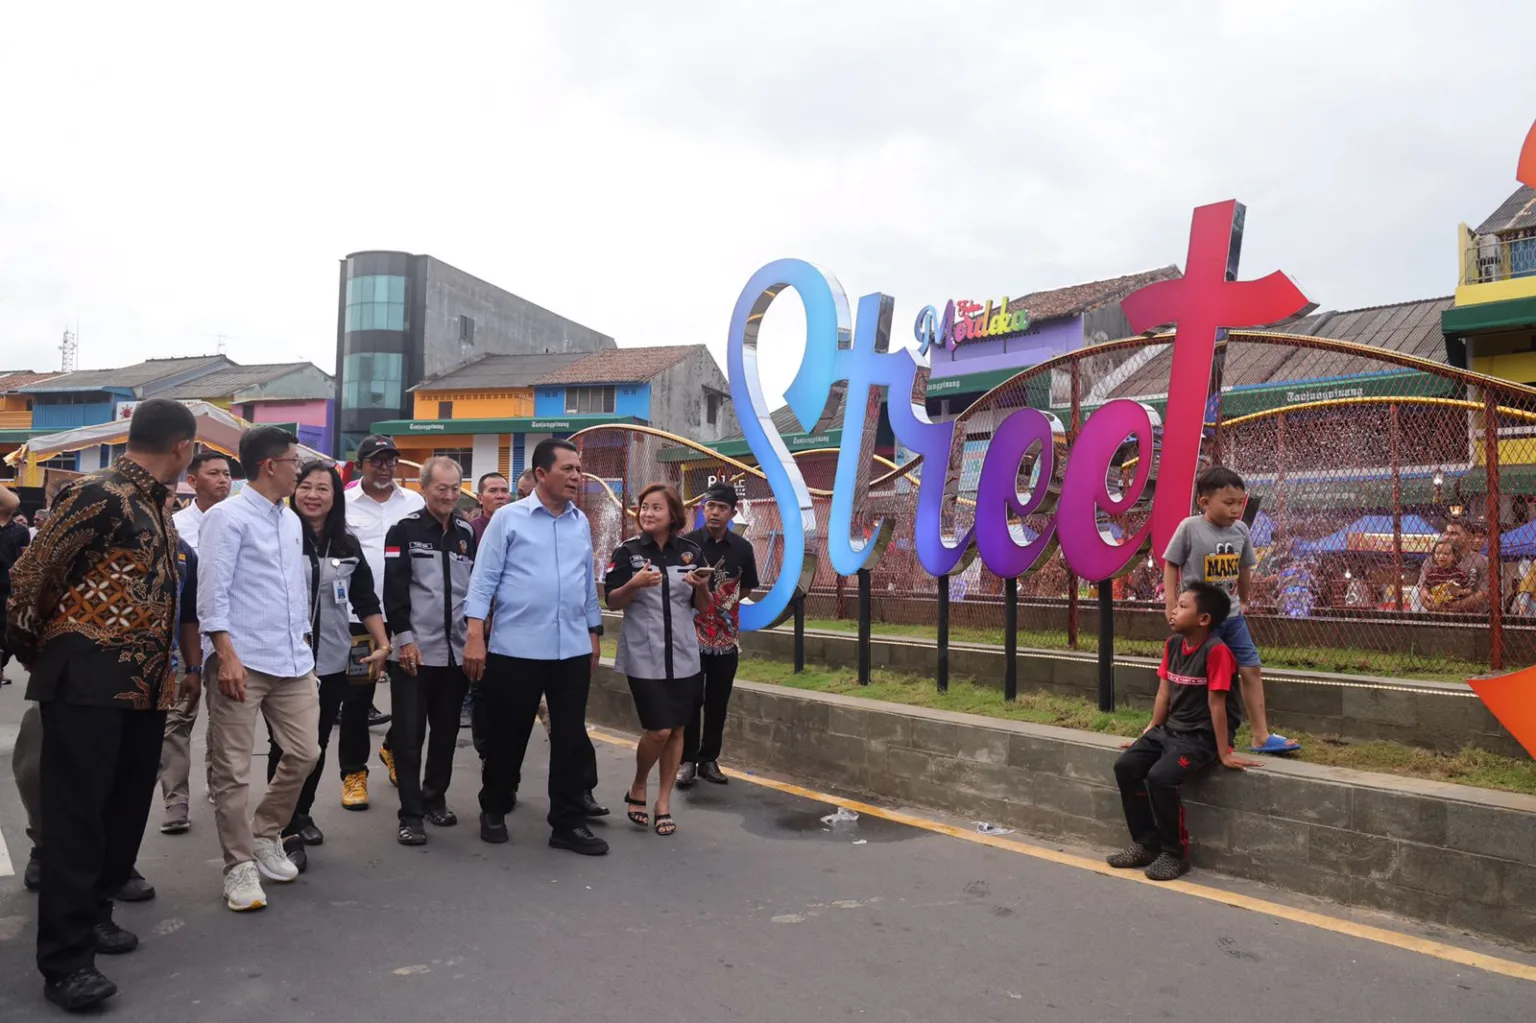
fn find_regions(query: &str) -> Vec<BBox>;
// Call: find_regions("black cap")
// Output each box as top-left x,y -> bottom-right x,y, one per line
357,435 -> 399,462
702,483 -> 738,509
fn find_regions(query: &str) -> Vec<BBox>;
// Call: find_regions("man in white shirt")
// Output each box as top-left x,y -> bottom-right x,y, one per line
158,450 -> 233,834
171,450 -> 233,552
199,426 -> 320,912
339,435 -> 423,810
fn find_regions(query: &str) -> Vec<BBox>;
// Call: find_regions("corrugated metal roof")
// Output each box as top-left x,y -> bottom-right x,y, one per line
410,352 -> 591,392
1105,296 -> 1455,400
535,345 -> 704,385
156,363 -> 325,400
21,355 -> 232,393
1474,185 -> 1536,236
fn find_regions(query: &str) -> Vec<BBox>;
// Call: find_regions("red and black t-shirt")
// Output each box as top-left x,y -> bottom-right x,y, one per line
1158,633 -> 1242,745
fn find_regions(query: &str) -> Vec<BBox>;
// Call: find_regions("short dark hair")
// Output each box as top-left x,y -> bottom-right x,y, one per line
126,399 -> 197,454
636,483 -> 686,535
532,438 -> 579,475
1183,581 -> 1231,627
238,425 -> 297,480
1196,466 -> 1246,497
478,472 -> 507,493
187,450 -> 231,475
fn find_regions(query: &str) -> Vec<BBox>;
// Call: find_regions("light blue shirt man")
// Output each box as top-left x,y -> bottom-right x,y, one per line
464,494 -> 601,661
197,484 -> 315,678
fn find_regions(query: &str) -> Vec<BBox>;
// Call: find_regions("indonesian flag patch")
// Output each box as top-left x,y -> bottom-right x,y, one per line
384,546 -> 401,559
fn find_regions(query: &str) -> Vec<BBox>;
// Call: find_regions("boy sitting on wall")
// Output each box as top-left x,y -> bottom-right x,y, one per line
1109,582 -> 1261,881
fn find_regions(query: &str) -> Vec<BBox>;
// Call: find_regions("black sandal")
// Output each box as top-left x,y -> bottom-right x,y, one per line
623,793 -> 648,828
654,813 -> 676,837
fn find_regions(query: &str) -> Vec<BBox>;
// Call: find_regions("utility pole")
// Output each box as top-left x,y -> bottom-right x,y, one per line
59,327 -> 78,372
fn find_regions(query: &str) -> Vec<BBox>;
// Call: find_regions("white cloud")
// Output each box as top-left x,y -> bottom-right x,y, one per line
1,0 -> 1531,409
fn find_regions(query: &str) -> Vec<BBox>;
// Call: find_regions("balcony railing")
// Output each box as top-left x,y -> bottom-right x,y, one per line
0,411 -> 32,429
1463,233 -> 1536,287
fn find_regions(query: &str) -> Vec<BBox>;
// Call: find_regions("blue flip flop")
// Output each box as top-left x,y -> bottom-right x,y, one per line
1249,734 -> 1302,754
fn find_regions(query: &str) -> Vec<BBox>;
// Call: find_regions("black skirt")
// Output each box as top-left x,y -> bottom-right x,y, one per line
627,673 -> 703,732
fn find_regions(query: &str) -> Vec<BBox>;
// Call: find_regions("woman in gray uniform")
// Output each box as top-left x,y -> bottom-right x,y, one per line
603,483 -> 712,836
268,461 -> 391,870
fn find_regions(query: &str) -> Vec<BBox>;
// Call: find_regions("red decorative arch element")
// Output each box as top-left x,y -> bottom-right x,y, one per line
1470,669 -> 1536,759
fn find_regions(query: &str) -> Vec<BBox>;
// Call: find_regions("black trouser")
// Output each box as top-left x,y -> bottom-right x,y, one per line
267,671 -> 348,834
36,700 -> 165,981
683,650 -> 738,764
1113,727 -> 1216,858
479,654 -> 592,831
339,626 -> 389,774
390,663 -> 469,822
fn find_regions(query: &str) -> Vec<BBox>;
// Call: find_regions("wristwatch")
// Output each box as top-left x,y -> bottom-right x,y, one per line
186,665 -> 202,675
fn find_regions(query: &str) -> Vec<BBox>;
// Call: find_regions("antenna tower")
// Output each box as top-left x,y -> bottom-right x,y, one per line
60,328 -> 78,372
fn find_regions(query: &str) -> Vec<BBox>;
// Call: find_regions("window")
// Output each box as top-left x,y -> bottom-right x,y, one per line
438,401 -> 454,419
344,274 -> 408,333
565,385 -> 615,415
431,448 -> 473,478
342,352 -> 404,411
459,315 -> 475,343
706,392 -> 721,426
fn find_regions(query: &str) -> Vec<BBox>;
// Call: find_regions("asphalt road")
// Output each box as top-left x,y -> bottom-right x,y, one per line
0,685 -> 1530,1022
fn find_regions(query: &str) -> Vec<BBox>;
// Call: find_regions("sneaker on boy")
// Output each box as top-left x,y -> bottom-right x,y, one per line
1110,583 -> 1262,880
1161,466 -> 1300,754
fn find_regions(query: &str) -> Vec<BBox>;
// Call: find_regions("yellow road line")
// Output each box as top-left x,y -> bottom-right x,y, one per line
588,727 -> 1536,984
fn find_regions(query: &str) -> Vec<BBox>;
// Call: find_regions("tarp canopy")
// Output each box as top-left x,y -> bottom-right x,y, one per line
1293,514 -> 1441,556
6,401 -> 331,466
1491,520 -> 1536,559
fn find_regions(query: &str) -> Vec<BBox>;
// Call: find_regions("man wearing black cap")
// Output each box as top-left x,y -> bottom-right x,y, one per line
339,435 -> 423,810
678,483 -> 758,787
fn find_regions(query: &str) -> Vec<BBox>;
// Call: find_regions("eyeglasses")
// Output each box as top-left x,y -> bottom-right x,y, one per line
269,456 -> 302,468
366,456 -> 399,468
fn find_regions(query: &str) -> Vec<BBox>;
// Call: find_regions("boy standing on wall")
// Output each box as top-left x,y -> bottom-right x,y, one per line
1110,583 -> 1261,880
1162,466 -> 1300,755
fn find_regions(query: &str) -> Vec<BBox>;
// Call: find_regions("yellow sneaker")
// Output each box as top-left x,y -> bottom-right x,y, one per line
342,771 -> 369,811
379,746 -> 398,787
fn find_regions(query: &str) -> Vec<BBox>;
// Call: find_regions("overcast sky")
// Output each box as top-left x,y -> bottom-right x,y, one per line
2,1 -> 1532,407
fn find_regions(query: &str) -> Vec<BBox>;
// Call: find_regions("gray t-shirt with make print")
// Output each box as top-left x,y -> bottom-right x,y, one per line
1162,515 -> 1258,616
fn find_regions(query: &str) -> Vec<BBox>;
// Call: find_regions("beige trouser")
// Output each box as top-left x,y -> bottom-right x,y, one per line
206,658 -> 320,872
158,675 -> 212,808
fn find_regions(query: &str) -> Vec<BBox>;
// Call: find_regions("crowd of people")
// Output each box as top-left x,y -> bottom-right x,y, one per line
3,399 -> 758,1013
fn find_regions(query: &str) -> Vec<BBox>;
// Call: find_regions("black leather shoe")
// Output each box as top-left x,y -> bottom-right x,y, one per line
698,761 -> 729,785
580,791 -> 610,818
93,920 -> 139,955
549,825 -> 609,856
295,815 -> 324,846
480,812 -> 509,844
23,849 -> 41,892
44,967 -> 118,1012
368,705 -> 391,727
115,870 -> 155,903
284,835 -> 309,874
676,762 -> 697,789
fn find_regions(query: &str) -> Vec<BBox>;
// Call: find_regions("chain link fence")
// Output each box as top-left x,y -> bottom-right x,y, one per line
574,331 -> 1536,681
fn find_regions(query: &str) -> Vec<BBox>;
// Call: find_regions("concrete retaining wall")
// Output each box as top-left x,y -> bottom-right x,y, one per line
587,664 -> 1536,949
739,627 -> 1527,759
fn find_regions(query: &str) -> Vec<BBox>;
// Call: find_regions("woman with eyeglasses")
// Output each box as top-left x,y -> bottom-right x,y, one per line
266,460 -> 391,870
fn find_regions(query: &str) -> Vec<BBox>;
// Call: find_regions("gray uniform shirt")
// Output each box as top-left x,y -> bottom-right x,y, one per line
604,533 -> 704,681
307,551 -> 370,676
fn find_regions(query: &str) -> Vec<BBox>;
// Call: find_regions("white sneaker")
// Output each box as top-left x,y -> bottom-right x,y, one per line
224,862 -> 267,912
252,836 -> 299,883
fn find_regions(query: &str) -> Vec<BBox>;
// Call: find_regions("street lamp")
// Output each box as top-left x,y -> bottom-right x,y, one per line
1432,470 -> 1444,505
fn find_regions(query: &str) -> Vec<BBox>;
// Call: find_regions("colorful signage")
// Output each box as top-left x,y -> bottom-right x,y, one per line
726,199 -> 1310,631
914,298 -> 1032,356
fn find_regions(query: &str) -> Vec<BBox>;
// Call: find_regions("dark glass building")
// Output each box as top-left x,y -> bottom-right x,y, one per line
335,250 -> 613,459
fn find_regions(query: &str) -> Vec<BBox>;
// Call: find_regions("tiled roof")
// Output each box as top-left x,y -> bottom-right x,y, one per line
156,363 -> 326,400
535,345 -> 703,385
0,370 -> 61,392
411,353 -> 590,392
1474,185 -> 1536,236
720,387 -> 848,442
1009,266 -> 1183,324
21,355 -> 232,393
1104,296 -> 1455,400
